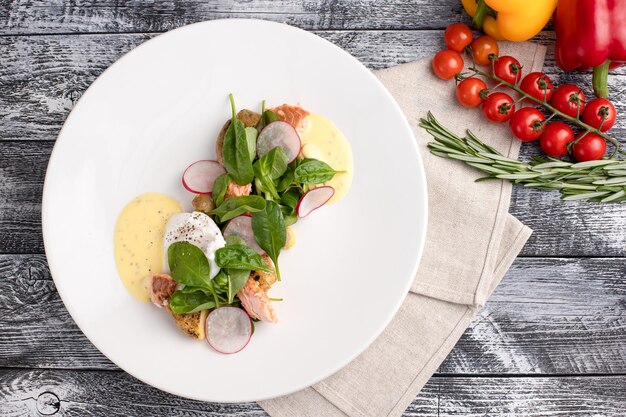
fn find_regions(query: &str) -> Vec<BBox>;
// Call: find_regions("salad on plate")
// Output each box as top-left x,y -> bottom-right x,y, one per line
113,95 -> 353,354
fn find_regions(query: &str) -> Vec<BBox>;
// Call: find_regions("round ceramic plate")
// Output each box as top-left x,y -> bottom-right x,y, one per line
42,19 -> 427,403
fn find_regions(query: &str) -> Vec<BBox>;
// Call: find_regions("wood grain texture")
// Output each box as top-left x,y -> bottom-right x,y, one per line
2,255 -> 625,374
0,0 -> 466,34
1,369 -> 625,416
2,32 -> 626,256
3,31 -> 625,142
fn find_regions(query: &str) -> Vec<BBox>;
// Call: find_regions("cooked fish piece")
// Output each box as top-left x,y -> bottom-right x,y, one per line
271,104 -> 309,130
224,181 -> 252,200
237,256 -> 278,323
150,274 -> 177,310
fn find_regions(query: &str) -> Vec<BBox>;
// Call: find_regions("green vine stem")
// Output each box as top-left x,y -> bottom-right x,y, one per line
465,66 -> 622,157
420,112 -> 626,203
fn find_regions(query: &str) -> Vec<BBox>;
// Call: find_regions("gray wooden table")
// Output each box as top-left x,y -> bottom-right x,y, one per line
1,1 -> 626,416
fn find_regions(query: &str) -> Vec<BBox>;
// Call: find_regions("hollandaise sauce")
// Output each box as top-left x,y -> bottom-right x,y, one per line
299,114 -> 353,203
114,193 -> 182,302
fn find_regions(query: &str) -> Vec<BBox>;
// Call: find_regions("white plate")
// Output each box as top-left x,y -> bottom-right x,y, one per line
42,19 -> 427,403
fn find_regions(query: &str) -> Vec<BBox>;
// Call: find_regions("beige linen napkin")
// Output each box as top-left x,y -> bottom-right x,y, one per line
261,42 -> 546,417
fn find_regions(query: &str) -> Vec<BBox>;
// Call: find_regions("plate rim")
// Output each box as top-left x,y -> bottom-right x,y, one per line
41,18 -> 428,403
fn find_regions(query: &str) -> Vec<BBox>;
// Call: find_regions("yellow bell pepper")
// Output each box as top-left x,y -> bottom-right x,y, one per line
461,0 -> 557,42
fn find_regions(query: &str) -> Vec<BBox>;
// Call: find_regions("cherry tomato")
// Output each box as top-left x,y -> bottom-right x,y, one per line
432,50 -> 464,80
471,36 -> 499,66
444,23 -> 473,53
520,72 -> 554,102
539,122 -> 574,157
550,84 -> 585,118
482,92 -> 515,123
493,56 -> 522,85
571,132 -> 607,162
456,78 -> 488,108
509,107 -> 545,142
582,98 -> 616,132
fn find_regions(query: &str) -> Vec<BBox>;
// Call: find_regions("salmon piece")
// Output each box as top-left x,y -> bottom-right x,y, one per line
225,180 -> 252,200
238,278 -> 278,323
150,274 -> 177,311
271,104 -> 309,130
237,256 -> 278,323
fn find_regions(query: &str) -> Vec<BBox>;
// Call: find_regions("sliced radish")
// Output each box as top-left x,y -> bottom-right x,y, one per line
296,186 -> 335,218
205,307 -> 252,354
223,216 -> 264,254
182,160 -> 226,194
257,121 -> 301,162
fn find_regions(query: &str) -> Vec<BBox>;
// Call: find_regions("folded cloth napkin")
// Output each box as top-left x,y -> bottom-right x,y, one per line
261,41 -> 546,417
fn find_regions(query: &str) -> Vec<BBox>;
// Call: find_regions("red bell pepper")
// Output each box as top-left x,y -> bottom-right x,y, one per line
554,0 -> 626,98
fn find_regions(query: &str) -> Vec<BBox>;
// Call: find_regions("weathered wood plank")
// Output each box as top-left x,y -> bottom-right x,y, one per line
2,31 -> 625,142
1,369 -> 625,416
0,142 -> 50,254
2,255 -> 625,374
0,0 -> 465,34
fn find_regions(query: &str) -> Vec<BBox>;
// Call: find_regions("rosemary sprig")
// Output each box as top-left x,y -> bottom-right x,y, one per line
420,112 -> 626,203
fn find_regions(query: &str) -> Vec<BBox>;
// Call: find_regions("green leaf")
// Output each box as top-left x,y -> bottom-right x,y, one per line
169,290 -> 216,314
245,127 -> 258,162
280,188 -> 301,209
226,269 -> 250,304
167,242 -> 212,288
252,200 -> 286,280
223,94 -> 254,185
208,195 -> 266,223
215,244 -> 271,271
263,109 -> 279,126
253,147 -> 289,200
294,158 -> 340,184
212,173 -> 231,207
277,164 -> 295,193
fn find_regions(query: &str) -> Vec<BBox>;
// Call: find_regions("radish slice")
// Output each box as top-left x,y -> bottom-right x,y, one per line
182,160 -> 226,194
296,186 -> 335,218
205,307 -> 252,354
257,121 -> 301,162
223,216 -> 264,255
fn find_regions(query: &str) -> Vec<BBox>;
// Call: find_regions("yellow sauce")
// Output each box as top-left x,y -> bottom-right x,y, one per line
299,114 -> 353,203
114,193 -> 182,302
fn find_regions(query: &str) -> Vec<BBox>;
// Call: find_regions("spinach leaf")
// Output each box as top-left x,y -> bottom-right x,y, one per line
227,268 -> 250,304
257,147 -> 288,179
244,127 -> 258,162
223,94 -> 254,185
281,188 -> 301,210
277,165 -> 295,192
209,195 -> 266,223
167,242 -> 211,288
252,200 -> 286,280
282,210 -> 298,227
263,110 -> 279,126
169,290 -> 216,314
215,244 -> 271,271
179,285 -> 212,295
253,147 -> 288,200
294,158 -> 341,184
212,173 -> 231,207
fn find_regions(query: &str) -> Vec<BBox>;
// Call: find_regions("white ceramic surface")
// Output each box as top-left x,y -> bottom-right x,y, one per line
42,19 -> 427,403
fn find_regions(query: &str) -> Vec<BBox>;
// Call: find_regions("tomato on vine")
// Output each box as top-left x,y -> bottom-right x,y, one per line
520,72 -> 554,102
471,36 -> 499,66
444,23 -> 473,53
482,92 -> 515,123
509,108 -> 545,142
493,56 -> 522,85
572,133 -> 607,161
582,98 -> 616,132
432,50 -> 464,80
456,78 -> 487,108
550,84 -> 585,118
539,122 -> 574,157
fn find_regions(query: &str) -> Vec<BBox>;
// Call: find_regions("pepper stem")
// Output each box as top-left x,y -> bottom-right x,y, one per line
472,0 -> 489,29
592,60 -> 610,99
